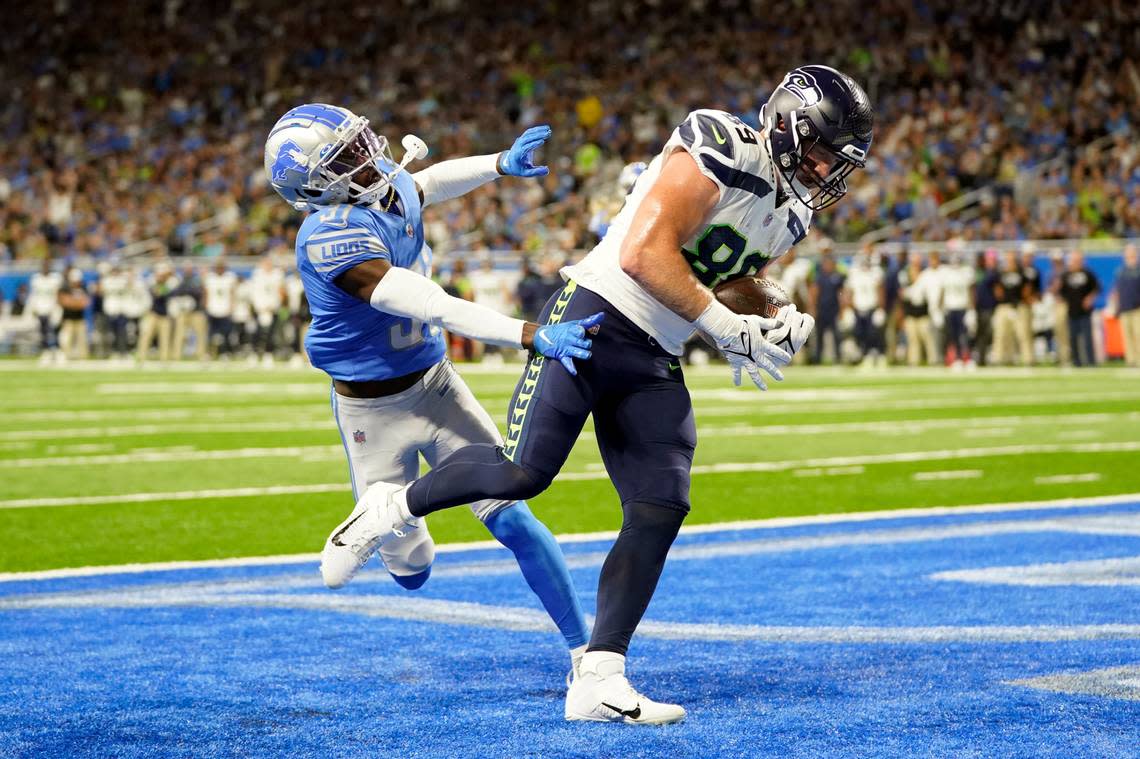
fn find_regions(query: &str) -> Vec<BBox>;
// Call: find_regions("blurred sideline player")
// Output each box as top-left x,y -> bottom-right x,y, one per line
264,104 -> 599,673
322,66 -> 872,724
844,249 -> 885,366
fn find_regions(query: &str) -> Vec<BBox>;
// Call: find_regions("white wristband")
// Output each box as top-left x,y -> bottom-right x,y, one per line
369,265 -> 525,348
412,154 -> 500,207
693,299 -> 740,345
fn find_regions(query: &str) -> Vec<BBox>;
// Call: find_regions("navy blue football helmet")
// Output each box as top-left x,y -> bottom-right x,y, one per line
760,65 -> 873,210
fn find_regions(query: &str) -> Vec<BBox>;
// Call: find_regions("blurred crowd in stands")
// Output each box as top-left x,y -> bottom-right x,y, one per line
1,0 -> 1139,269
3,245 -> 1139,367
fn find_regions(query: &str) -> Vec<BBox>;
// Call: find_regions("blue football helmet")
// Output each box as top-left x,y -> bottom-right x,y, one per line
760,65 -> 873,210
264,104 -> 395,211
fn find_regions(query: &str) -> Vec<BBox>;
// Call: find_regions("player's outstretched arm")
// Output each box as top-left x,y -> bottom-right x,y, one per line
618,150 -> 789,388
413,125 -> 551,208
336,259 -> 601,373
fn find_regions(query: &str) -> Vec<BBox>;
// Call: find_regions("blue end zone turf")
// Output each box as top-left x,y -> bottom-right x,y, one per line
1,499 -> 1139,757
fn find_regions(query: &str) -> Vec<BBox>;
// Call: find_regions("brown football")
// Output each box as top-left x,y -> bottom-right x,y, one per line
713,277 -> 790,318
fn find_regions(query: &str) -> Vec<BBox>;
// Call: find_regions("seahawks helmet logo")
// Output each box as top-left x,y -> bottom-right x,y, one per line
271,140 -> 310,184
781,70 -> 822,108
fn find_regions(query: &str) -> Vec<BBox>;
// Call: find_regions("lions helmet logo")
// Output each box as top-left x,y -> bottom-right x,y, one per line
271,140 -> 311,184
781,70 -> 822,108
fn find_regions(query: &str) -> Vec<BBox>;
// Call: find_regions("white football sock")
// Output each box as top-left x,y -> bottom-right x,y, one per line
580,651 -> 625,677
392,485 -> 415,524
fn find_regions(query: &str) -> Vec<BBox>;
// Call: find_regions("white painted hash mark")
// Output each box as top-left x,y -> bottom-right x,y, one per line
1035,473 -> 1102,485
913,470 -> 984,481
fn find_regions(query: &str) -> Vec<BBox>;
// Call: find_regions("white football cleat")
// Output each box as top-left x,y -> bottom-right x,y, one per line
320,481 -> 410,589
565,653 -> 685,725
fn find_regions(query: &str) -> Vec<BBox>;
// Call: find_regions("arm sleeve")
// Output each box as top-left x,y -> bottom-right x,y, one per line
304,223 -> 390,282
369,265 -> 526,348
412,154 -> 501,208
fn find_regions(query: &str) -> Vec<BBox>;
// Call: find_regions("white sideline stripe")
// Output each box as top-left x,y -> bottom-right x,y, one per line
0,445 -> 343,469
3,590 -> 1140,643
1036,473 -> 1102,485
1,493 -> 1138,583
3,442 -> 1138,507
913,470 -> 983,481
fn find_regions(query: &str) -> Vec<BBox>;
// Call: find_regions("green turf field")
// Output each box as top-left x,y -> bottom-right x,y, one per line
1,361 -> 1138,572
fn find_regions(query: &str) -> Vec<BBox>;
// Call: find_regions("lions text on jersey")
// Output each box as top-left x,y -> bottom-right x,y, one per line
565,109 -> 813,354
296,164 -> 444,381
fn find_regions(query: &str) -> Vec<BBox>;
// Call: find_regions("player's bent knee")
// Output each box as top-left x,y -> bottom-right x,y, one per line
496,461 -> 552,502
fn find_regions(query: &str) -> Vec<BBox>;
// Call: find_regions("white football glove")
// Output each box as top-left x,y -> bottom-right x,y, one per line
871,308 -> 886,328
764,304 -> 814,357
694,301 -> 791,391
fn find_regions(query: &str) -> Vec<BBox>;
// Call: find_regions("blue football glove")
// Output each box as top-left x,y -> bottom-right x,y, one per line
498,125 -> 551,178
533,312 -> 605,376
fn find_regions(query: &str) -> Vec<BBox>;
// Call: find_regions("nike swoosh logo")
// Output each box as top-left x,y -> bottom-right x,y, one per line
330,511 -> 366,547
537,332 -> 553,346
667,361 -> 681,371
601,702 -> 642,720
710,124 -> 727,145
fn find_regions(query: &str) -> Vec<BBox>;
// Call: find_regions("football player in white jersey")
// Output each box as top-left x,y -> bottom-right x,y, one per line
939,252 -> 976,368
845,250 -> 886,364
203,260 -> 238,359
325,66 -> 873,724
28,261 -> 63,364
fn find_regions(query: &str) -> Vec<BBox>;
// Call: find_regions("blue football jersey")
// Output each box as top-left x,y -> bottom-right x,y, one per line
296,165 -> 445,381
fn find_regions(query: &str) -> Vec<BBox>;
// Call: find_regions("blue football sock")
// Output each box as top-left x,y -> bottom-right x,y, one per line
388,566 -> 431,590
484,502 -> 589,648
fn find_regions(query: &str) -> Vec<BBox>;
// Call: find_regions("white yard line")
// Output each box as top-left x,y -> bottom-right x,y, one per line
3,442 -> 1137,507
1035,473 -> 1103,485
913,470 -> 984,481
553,441 -> 1140,481
0,445 -> 343,469
1,492 -> 1136,583
0,420 -> 337,441
5,409 -> 1131,444
0,483 -> 349,509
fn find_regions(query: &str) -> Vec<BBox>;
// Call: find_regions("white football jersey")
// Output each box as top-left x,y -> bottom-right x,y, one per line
845,265 -> 884,312
28,272 -> 62,317
564,109 -> 813,355
250,267 -> 284,314
939,263 -> 974,311
204,271 -> 238,318
100,272 -> 130,317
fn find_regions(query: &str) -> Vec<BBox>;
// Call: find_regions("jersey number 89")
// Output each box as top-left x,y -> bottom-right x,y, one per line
682,224 -> 770,289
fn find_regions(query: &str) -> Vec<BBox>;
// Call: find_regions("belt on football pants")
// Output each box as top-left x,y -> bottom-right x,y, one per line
333,367 -> 430,398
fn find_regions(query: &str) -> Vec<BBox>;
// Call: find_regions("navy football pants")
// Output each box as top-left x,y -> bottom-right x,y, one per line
408,282 -> 696,654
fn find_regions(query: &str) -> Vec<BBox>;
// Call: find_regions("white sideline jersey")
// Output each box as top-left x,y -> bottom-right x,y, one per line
939,263 -> 974,311
204,271 -> 238,318
845,265 -> 884,312
564,109 -> 813,355
28,272 -> 62,317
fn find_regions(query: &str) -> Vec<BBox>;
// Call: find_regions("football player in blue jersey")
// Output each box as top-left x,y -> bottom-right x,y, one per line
264,103 -> 602,677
